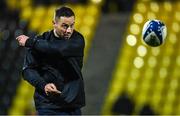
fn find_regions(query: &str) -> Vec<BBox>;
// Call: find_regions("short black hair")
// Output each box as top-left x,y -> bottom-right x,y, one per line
55,6 -> 75,19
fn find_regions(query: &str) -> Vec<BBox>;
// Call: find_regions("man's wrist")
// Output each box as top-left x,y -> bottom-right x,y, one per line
25,37 -> 37,48
37,81 -> 47,93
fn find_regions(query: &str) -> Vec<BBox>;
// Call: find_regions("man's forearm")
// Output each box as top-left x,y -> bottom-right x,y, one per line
23,68 -> 47,92
16,34 -> 84,57
25,37 -> 84,57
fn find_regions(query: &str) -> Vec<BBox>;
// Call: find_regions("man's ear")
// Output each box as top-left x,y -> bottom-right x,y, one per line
52,20 -> 56,26
53,20 -> 58,29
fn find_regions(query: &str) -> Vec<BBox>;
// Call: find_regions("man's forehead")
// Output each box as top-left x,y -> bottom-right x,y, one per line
57,16 -> 75,23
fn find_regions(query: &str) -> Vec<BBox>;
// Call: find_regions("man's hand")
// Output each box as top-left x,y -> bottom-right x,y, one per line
44,83 -> 61,95
16,35 -> 29,46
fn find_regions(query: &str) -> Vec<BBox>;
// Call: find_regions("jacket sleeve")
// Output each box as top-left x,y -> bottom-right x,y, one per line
25,34 -> 85,57
22,48 -> 47,92
23,68 -> 47,92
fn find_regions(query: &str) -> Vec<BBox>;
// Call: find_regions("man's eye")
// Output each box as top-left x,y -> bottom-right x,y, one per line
70,24 -> 74,28
63,25 -> 68,29
62,24 -> 74,29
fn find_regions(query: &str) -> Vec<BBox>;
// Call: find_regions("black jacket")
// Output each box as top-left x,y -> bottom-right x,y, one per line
22,30 -> 85,110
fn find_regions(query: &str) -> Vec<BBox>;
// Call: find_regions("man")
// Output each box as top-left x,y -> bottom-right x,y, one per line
16,6 -> 85,115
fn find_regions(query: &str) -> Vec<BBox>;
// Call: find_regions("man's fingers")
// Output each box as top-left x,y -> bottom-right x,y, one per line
46,84 -> 58,92
49,84 -> 57,90
16,35 -> 23,40
47,86 -> 55,91
55,90 -> 61,94
45,83 -> 61,95
16,35 -> 29,46
51,90 -> 61,94
16,37 -> 21,41
46,89 -> 61,95
45,91 -> 49,95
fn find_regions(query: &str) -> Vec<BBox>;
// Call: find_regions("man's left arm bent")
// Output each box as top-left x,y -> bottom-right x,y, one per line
16,34 -> 85,57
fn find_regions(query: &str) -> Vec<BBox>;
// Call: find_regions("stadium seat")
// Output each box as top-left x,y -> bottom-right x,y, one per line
102,1 -> 180,115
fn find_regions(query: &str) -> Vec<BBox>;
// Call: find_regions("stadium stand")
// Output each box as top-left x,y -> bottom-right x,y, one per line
102,0 -> 180,115
0,4 -> 26,115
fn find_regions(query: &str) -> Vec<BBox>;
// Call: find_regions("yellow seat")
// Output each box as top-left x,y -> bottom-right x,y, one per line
20,7 -> 33,21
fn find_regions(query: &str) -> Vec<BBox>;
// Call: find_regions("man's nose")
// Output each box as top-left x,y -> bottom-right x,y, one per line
66,27 -> 72,33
